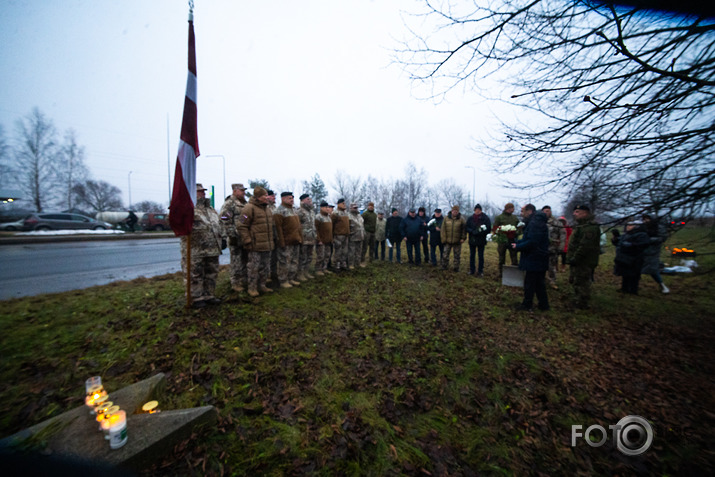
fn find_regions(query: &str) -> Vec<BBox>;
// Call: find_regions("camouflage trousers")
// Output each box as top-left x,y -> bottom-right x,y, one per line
547,251 -> 559,284
497,242 -> 518,273
570,265 -> 593,308
181,254 -> 219,301
278,245 -> 300,283
299,244 -> 314,275
349,240 -> 363,268
442,243 -> 462,271
228,244 -> 248,287
247,251 -> 271,290
315,243 -> 331,272
333,235 -> 349,270
361,232 -> 376,263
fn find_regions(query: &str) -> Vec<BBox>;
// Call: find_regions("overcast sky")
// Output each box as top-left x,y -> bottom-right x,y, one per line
0,0 -> 555,212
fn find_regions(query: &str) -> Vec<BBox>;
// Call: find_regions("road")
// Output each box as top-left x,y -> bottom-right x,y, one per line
0,238 -> 229,300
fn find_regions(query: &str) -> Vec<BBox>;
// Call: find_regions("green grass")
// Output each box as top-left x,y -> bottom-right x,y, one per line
1,226 -> 714,475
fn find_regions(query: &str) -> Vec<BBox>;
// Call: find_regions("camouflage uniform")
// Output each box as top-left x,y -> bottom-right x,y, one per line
331,206 -> 350,271
180,198 -> 225,303
546,215 -> 566,286
566,214 -> 601,309
219,194 -> 248,290
274,203 -> 302,286
349,208 -> 365,268
493,209 -> 520,274
237,195 -> 275,295
361,207 -> 377,263
297,202 -> 317,278
315,209 -> 333,273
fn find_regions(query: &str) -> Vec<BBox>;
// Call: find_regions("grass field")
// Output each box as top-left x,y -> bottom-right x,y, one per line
1,226 -> 713,475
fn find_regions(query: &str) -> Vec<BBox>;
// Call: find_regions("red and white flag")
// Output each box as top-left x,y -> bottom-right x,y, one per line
169,13 -> 199,236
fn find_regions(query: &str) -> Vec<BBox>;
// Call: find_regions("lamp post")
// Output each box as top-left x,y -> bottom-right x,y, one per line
465,166 -> 475,208
205,155 -> 226,200
128,171 -> 133,209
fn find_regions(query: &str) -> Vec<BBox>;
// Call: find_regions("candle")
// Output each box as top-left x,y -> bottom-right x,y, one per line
101,405 -> 121,437
85,376 -> 102,394
108,410 -> 128,449
85,384 -> 107,409
142,400 -> 159,414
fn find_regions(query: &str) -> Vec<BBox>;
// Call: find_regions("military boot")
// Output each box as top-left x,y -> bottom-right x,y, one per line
290,279 -> 301,286
296,272 -> 308,282
280,281 -> 293,289
232,284 -> 245,293
305,272 -> 315,279
259,285 -> 274,294
247,287 -> 259,298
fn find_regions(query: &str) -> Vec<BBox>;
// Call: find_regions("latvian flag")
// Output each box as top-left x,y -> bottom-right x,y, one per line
169,12 -> 199,237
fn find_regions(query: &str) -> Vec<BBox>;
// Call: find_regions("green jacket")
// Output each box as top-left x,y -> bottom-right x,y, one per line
492,211 -> 519,233
566,215 -> 600,268
362,209 -> 377,233
441,211 -> 466,244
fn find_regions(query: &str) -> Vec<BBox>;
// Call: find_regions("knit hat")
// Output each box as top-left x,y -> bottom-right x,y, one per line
474,204 -> 482,210
253,187 -> 267,198
505,202 -> 514,209
452,205 -> 460,211
434,208 -> 442,213
391,207 -> 398,213
368,202 -> 374,207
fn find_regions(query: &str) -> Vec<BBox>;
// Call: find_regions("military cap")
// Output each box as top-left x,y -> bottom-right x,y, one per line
281,192 -> 293,198
196,183 -> 207,191
337,198 -> 345,204
574,204 -> 591,212
368,202 -> 374,207
505,202 -> 515,209
232,183 -> 247,190
434,208 -> 442,213
299,193 -> 310,200
266,189 -> 275,196
320,201 -> 329,207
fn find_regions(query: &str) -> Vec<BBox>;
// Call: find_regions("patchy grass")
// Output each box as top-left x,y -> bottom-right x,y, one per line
1,226 -> 714,475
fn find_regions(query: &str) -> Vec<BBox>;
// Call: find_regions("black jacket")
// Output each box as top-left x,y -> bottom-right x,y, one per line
612,226 -> 651,276
386,215 -> 403,242
465,212 -> 492,246
400,214 -> 425,242
428,215 -> 444,245
514,212 -> 549,272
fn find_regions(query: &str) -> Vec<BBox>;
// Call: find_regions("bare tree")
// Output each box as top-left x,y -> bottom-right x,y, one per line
72,180 -> 123,212
434,178 -> 470,212
14,108 -> 59,211
0,125 -> 13,187
332,170 -> 364,205
132,200 -> 166,213
397,1 -> 715,221
58,129 -> 89,211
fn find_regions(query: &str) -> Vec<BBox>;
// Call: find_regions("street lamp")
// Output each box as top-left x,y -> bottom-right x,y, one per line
465,166 -> 475,208
205,155 -> 226,200
128,171 -> 133,209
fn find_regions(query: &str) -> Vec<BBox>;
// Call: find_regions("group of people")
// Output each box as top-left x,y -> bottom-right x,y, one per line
179,182 -> 667,310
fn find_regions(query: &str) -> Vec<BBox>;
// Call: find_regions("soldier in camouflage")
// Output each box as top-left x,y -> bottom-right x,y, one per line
274,192 -> 303,288
566,205 -> 601,309
237,187 -> 275,297
542,205 -> 566,290
361,202 -> 377,264
180,184 -> 226,308
219,183 -> 248,292
331,198 -> 350,272
266,189 -> 278,286
492,202 -> 520,277
297,193 -> 316,280
314,201 -> 334,275
348,202 -> 366,269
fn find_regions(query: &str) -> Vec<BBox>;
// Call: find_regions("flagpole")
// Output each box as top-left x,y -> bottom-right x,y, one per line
185,0 -> 194,310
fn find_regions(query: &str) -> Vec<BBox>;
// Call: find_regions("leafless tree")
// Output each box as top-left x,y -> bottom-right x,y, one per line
132,200 -> 166,213
14,108 -> 59,211
396,1 -> 715,220
433,178 -> 471,211
57,129 -> 89,211
0,125 -> 13,187
332,170 -> 364,205
72,180 -> 123,212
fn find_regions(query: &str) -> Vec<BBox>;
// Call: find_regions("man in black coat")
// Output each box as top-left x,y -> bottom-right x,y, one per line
512,204 -> 550,311
386,208 -> 403,263
400,208 -> 425,265
465,204 -> 492,276
428,208 -> 444,266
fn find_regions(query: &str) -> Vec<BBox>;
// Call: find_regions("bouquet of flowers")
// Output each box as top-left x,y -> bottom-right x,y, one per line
493,224 -> 518,244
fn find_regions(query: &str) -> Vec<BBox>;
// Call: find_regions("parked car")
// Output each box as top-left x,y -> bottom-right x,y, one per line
0,217 -> 29,231
140,212 -> 170,231
23,213 -> 113,231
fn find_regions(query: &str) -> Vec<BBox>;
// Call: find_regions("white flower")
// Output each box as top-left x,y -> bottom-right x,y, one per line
480,224 -> 487,231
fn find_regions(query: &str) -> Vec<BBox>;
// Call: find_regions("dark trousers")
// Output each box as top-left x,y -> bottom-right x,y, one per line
469,243 -> 486,274
430,243 -> 444,266
375,240 -> 386,260
621,274 -> 641,294
388,239 -> 401,263
421,237 -> 429,262
523,270 -> 549,310
406,240 -> 421,264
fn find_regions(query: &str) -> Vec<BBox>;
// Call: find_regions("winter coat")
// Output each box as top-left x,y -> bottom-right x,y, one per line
362,209 -> 377,233
566,214 -> 600,268
428,215 -> 444,245
612,226 -> 651,277
514,212 -> 549,272
274,204 -> 303,247
219,195 -> 247,245
465,212 -> 492,247
315,212 -> 333,244
349,211 -> 366,242
642,220 -> 667,275
297,203 -> 317,245
386,215 -> 403,242
331,209 -> 350,236
441,211 -> 467,245
237,197 -> 275,252
400,214 -> 424,242
492,211 -> 519,233
375,218 -> 387,242
181,198 -> 224,258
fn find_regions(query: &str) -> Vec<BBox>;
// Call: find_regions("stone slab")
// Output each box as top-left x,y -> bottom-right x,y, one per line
502,265 -> 525,287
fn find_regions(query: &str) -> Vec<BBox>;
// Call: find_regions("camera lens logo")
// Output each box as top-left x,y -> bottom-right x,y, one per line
614,415 -> 654,456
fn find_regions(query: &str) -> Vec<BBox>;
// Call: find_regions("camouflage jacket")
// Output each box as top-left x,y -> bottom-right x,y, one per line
219,194 -> 247,244
297,203 -> 317,245
546,215 -> 566,254
349,211 -> 365,242
566,215 -> 600,268
181,198 -> 224,258
375,218 -> 386,242
274,204 -> 303,247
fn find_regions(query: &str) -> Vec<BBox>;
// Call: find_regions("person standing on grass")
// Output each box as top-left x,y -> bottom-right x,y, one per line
512,204 -> 550,311
180,184 -> 226,308
331,199 -> 350,272
386,208 -> 403,263
418,207 -> 430,263
348,203 -> 366,269
542,205 -> 566,289
219,183 -> 249,293
559,216 -> 572,272
274,192 -> 303,289
314,201 -> 334,275
400,208 -> 424,265
375,211 -> 387,260
611,220 -> 651,295
441,205 -> 467,271
493,202 -> 520,277
297,193 -> 316,281
428,208 -> 444,266
238,187 -> 276,297
361,202 -> 377,264
566,205 -> 600,309
642,214 -> 670,294
465,204 -> 491,277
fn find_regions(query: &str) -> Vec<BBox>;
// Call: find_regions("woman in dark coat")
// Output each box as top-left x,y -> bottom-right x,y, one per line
641,214 -> 670,294
611,221 -> 651,295
512,206 -> 550,311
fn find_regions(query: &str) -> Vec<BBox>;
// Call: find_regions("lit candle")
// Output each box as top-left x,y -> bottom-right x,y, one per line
85,384 -> 107,409
85,376 -> 102,394
142,400 -> 160,414
108,410 -> 128,449
101,405 -> 121,437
